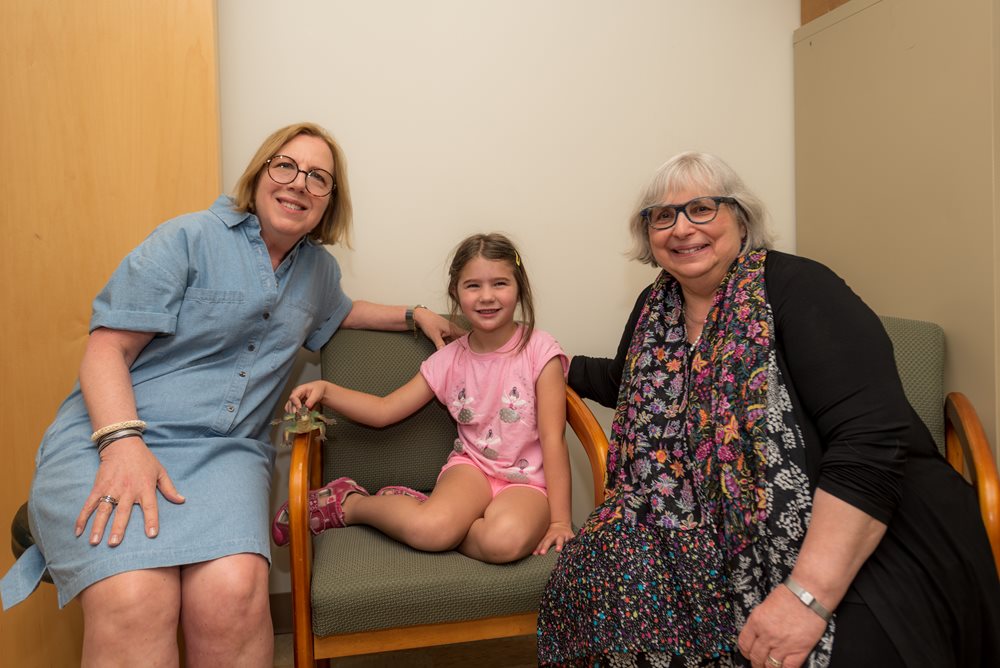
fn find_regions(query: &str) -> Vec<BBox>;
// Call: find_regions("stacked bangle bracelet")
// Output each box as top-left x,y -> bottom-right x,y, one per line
91,420 -> 147,455
96,428 -> 145,454
91,420 -> 147,442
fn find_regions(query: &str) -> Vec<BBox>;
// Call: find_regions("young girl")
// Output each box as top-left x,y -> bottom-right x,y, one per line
272,233 -> 575,563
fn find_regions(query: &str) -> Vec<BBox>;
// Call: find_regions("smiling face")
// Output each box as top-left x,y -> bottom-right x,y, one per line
648,185 -> 745,297
455,255 -> 520,348
253,133 -> 334,262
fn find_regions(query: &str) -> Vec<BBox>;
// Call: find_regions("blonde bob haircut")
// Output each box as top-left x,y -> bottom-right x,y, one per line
232,122 -> 353,247
627,151 -> 773,267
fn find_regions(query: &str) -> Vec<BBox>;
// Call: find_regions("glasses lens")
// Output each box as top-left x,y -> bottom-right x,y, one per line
646,205 -> 678,229
268,156 -> 298,184
686,197 -> 721,223
305,169 -> 334,197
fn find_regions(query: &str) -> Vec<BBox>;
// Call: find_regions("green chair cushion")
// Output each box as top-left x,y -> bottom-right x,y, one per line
310,526 -> 558,636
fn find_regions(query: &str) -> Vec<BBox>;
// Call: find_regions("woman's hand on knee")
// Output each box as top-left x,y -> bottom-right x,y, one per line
75,437 -> 185,546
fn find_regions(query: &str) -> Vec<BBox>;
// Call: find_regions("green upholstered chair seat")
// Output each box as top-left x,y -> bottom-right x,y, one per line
310,526 -> 558,636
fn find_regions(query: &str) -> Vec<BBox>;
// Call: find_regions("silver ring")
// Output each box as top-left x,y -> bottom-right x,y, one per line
766,656 -> 783,668
98,495 -> 119,506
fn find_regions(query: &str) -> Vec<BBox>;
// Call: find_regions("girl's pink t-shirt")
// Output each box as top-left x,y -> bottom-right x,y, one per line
420,326 -> 568,487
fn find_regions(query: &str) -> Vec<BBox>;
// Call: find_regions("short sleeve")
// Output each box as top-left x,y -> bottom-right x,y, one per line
90,225 -> 190,335
419,338 -> 462,401
302,256 -> 352,351
528,330 -> 569,380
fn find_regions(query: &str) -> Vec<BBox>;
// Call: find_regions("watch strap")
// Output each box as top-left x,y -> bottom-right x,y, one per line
783,576 -> 833,622
405,304 -> 427,337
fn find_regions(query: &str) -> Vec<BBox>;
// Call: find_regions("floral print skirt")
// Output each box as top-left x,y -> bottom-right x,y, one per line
537,511 -> 743,667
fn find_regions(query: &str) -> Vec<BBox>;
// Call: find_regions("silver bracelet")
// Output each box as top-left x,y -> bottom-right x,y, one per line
96,428 -> 145,455
783,576 -> 833,622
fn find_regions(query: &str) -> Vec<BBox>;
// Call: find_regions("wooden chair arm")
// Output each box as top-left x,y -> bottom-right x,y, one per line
945,392 -> 1000,574
288,427 -> 324,667
566,387 -> 609,507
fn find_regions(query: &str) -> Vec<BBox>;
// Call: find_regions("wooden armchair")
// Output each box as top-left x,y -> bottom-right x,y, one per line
286,327 -> 609,667
879,315 -> 1000,573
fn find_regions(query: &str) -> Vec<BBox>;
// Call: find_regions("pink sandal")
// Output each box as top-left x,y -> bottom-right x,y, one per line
375,485 -> 429,502
271,477 -> 369,546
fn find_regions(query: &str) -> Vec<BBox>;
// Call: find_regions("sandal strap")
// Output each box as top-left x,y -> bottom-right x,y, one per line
305,477 -> 369,534
309,496 -> 345,533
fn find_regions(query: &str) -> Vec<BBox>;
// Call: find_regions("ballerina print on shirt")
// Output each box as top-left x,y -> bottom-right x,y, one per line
475,428 -> 501,460
499,385 -> 527,423
452,388 -> 476,424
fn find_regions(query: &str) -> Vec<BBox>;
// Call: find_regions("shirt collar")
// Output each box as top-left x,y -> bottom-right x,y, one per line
210,195 -> 255,229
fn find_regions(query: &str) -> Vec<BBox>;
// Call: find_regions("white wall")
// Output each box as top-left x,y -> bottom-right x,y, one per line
217,0 -> 800,593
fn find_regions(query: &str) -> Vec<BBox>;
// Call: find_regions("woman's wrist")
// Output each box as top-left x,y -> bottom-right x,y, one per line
405,304 -> 428,336
783,575 -> 833,622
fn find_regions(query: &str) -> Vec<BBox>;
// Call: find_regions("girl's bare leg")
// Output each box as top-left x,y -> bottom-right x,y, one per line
343,465 -> 491,551
458,487 -> 550,563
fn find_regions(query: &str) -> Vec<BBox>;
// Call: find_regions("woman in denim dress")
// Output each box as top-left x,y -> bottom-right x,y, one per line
1,122 -> 457,666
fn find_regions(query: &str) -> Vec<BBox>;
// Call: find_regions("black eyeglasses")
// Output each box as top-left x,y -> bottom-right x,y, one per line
265,155 -> 336,197
640,196 -> 737,231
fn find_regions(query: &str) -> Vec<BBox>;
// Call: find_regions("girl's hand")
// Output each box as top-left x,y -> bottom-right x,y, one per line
285,381 -> 329,412
737,584 -> 828,668
75,437 -> 185,547
533,521 -> 576,555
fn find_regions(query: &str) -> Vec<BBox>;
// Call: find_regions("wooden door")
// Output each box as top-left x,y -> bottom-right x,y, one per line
0,1 -> 220,662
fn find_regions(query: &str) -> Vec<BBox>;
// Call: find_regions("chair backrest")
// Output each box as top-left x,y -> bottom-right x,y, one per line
319,328 -> 456,492
878,315 -> 946,453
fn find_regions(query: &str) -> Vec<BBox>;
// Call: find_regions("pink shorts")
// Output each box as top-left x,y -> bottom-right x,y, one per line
439,453 -> 548,499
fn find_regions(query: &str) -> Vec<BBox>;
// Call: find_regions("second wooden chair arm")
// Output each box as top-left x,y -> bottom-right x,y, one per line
945,391 -> 1000,574
566,387 -> 609,507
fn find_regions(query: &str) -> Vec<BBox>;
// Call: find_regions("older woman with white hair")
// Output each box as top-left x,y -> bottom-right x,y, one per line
537,152 -> 1000,667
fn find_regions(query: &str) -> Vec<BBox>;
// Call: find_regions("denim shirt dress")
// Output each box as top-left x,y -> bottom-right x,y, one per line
1,196 -> 352,608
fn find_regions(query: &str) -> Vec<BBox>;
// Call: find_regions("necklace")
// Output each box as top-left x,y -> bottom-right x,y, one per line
682,306 -> 704,323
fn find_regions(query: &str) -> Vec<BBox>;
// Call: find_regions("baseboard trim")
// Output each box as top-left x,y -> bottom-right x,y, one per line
271,592 -> 294,635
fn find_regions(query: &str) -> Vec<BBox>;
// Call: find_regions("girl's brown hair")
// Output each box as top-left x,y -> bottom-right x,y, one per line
447,233 -> 535,352
231,122 -> 353,247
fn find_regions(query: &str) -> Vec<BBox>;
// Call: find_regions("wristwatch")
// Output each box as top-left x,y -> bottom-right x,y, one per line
783,576 -> 833,622
405,304 -> 427,337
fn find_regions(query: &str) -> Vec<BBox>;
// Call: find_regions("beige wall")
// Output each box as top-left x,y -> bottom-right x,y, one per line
794,0 -> 1000,451
0,0 -> 220,662
215,0 -> 801,595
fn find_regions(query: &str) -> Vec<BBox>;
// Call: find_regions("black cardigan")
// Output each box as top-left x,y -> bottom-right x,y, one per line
569,251 -> 1000,666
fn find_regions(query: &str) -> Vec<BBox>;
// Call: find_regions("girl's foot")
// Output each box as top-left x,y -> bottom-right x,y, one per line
375,485 -> 429,502
271,477 -> 369,546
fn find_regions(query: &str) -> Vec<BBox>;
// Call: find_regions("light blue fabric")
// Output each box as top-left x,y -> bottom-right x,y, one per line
1,196 -> 352,609
0,545 -> 45,610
